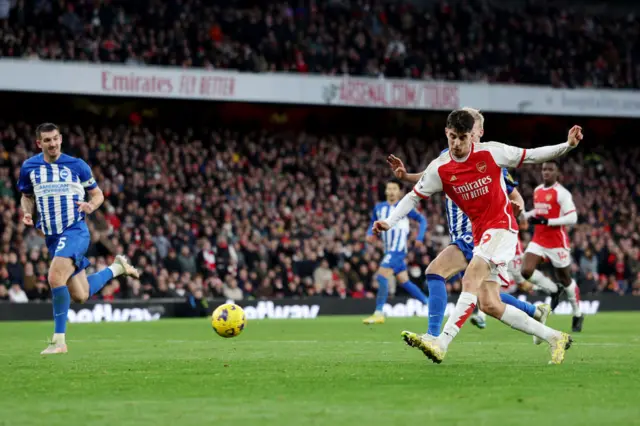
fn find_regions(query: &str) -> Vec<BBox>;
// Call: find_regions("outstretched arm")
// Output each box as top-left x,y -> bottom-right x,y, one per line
490,126 -> 583,168
521,143 -> 575,165
403,173 -> 423,184
387,155 -> 424,184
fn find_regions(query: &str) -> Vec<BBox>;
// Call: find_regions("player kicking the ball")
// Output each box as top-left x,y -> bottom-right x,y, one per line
387,108 -> 552,338
522,160 -> 583,332
374,110 -> 581,364
363,179 -> 429,324
18,123 -> 140,355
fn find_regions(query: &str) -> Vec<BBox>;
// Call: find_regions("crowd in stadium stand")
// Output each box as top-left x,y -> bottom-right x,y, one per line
1,121 -> 639,302
2,0 -> 640,88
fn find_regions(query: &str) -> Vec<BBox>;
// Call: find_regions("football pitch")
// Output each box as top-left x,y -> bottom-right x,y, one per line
2,313 -> 640,426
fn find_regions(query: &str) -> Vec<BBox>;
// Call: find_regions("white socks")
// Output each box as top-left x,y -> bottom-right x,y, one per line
439,292 -> 477,348
565,280 -> 582,317
533,307 -> 543,321
477,310 -> 487,321
109,263 -> 125,277
500,304 -> 558,343
529,270 -> 558,294
529,271 -> 582,317
52,333 -> 66,345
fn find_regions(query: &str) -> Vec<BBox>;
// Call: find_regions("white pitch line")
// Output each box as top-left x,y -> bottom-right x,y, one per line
61,339 -> 640,347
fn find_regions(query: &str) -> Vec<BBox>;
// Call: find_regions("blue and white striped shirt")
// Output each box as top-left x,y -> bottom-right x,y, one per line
368,201 -> 427,253
18,153 -> 97,236
445,196 -> 471,241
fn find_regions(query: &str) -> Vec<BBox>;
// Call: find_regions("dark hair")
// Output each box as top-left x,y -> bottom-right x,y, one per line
446,110 -> 475,134
543,159 -> 560,168
386,178 -> 403,190
35,123 -> 59,139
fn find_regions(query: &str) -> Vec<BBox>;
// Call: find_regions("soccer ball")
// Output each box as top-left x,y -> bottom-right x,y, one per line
211,303 -> 246,338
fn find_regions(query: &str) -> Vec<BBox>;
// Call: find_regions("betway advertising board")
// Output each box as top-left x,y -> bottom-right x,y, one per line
1,294 -> 637,322
2,59 -> 640,117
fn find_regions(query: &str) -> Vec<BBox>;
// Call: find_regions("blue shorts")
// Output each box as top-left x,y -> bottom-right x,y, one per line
45,221 -> 91,277
450,234 -> 474,262
380,252 -> 407,275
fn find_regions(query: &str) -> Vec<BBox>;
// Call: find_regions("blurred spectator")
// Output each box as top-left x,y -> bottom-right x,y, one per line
351,282 -> 367,299
8,283 -> 28,303
0,284 -> 8,301
633,273 -> 640,296
2,0 -> 640,88
579,248 -> 599,279
223,278 -> 243,300
156,277 -> 177,298
163,249 -> 181,273
178,246 -> 197,275
153,228 -> 171,259
6,252 -> 24,286
215,236 -> 237,279
256,278 -> 274,299
313,259 -> 332,289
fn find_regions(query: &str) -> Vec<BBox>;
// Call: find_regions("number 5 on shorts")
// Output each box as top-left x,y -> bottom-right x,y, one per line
56,237 -> 67,254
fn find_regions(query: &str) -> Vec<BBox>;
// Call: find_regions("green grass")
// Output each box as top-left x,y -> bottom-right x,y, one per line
2,313 -> 640,426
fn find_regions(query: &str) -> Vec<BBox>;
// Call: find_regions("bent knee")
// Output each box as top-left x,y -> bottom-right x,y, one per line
520,267 -> 534,280
377,267 -> 394,278
48,271 -> 67,289
460,275 -> 482,293
70,289 -> 88,304
48,258 -> 76,288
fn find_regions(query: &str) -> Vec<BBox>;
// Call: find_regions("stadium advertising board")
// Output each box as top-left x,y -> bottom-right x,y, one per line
1,295 -> 638,322
2,59 -> 640,117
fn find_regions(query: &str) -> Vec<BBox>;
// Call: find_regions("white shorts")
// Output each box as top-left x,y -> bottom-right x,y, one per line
473,229 -> 518,287
525,241 -> 572,268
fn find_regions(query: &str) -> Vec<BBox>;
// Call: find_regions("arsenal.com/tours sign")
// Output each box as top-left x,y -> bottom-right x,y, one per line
2,59 -> 640,117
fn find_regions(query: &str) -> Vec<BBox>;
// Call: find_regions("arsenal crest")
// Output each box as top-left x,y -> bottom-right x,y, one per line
546,194 -> 552,201
476,161 -> 487,173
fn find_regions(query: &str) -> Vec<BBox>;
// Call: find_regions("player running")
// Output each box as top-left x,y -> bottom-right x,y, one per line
387,108 -> 551,337
522,160 -> 583,332
18,123 -> 140,355
363,178 -> 429,324
374,110 -> 582,364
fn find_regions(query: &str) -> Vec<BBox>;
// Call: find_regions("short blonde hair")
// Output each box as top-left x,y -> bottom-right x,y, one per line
461,106 -> 484,129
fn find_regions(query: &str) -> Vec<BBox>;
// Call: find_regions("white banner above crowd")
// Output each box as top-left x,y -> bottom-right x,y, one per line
2,59 -> 640,118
